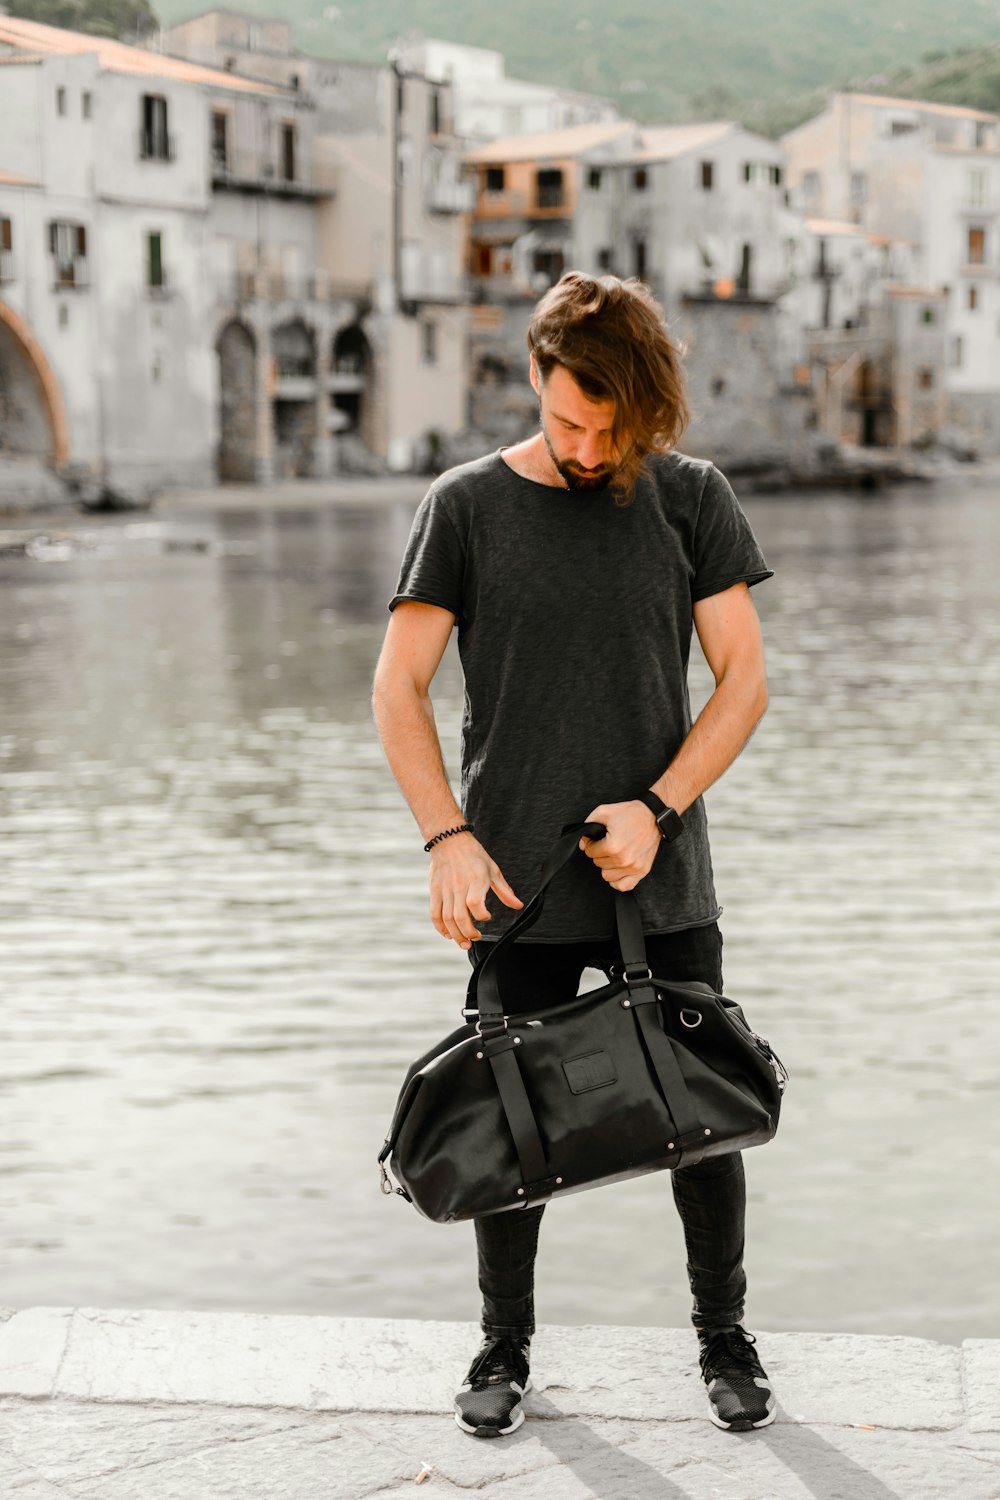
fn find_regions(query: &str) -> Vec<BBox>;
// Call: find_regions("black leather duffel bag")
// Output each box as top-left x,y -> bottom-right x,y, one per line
379,822 -> 787,1224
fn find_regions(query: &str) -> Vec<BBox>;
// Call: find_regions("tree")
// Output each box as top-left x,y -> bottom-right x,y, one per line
2,0 -> 160,41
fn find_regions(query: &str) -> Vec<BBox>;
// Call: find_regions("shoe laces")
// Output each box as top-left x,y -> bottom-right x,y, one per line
467,1336 -> 529,1387
698,1325 -> 761,1381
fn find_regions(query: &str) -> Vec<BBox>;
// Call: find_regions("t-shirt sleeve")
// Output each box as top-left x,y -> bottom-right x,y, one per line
387,485 -> 465,621
690,464 -> 774,602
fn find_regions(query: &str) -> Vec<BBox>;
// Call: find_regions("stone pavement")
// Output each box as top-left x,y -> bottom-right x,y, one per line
1,1309 -> 998,1499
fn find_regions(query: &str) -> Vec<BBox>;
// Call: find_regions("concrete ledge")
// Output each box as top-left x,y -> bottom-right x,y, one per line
1,1310 -> 999,1499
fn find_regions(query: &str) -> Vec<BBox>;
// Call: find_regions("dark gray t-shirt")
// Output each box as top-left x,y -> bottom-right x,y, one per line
388,448 -> 772,943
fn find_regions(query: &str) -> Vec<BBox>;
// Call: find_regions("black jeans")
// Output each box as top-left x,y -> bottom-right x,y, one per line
468,922 -> 747,1340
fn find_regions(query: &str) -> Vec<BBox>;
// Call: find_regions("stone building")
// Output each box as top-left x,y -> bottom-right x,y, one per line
160,9 -> 473,475
0,13 -> 297,492
782,91 -> 1000,451
394,39 -> 620,144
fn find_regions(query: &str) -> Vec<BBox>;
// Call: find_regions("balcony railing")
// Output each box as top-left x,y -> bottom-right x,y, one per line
212,145 -> 332,196
138,131 -> 175,163
217,270 -> 371,304
0,249 -> 13,284
53,260 -> 89,289
427,176 -> 476,214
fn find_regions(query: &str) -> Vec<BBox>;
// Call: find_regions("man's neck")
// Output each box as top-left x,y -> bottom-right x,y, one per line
499,434 -> 567,489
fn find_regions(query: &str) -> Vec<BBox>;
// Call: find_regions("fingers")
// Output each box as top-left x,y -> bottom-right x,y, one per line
491,871 -> 524,910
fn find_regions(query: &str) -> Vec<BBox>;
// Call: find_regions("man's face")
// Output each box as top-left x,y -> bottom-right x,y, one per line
531,359 -> 620,490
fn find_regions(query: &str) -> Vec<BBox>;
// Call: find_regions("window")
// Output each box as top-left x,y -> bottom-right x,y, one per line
597,247 -> 612,270
588,167 -> 602,190
633,239 -> 647,280
533,249 -> 564,283
968,168 -> 988,208
633,168 -> 648,191
281,123 -> 296,182
49,221 -> 87,286
921,305 -> 936,324
701,160 -> 714,190
743,161 -> 771,186
968,226 -> 985,265
975,121 -> 990,148
475,244 -> 493,275
82,91 -> 92,119
890,118 -> 918,136
147,231 -> 165,289
850,172 -> 867,205
56,87 -> 66,116
484,166 -> 505,192
429,88 -> 442,136
771,164 -> 782,186
141,94 -> 171,161
917,368 -> 934,390
536,168 -> 564,208
212,110 -> 228,169
950,335 -> 963,368
422,321 -> 437,365
0,217 -> 12,283
969,285 -> 978,311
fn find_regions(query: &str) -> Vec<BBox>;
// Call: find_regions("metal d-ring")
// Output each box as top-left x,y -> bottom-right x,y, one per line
679,1009 -> 703,1029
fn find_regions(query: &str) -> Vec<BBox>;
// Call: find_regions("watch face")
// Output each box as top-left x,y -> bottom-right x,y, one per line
657,807 -> 684,841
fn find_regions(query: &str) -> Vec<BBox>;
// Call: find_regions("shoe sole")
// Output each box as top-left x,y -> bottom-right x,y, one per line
454,1376 -> 532,1438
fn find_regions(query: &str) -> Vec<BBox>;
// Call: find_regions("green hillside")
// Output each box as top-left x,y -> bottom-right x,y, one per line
150,0 -> 1000,131
7,0 -> 1000,134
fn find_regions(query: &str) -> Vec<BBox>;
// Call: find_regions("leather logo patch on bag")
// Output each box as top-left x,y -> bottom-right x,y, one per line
562,1050 -> 617,1094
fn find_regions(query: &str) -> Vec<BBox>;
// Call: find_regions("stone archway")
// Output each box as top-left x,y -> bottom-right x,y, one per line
216,320 -> 256,482
0,302 -> 69,464
271,318 -> 317,479
331,323 -> 373,449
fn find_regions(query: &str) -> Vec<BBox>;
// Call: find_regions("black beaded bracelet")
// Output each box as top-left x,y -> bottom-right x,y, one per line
424,823 -> 474,852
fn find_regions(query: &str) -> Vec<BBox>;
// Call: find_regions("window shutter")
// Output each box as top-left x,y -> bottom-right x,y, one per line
49,222 -> 58,253
77,225 -> 87,257
1,218 -> 11,251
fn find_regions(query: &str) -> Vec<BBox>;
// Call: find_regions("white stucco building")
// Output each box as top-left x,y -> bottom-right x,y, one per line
0,15 -> 293,489
783,91 -> 1000,448
395,39 -> 620,144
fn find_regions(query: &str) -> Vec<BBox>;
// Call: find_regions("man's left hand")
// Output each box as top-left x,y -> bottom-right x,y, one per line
578,801 -> 662,892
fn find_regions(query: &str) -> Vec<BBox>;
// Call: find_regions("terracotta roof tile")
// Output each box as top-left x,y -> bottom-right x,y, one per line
0,14 -> 288,95
465,120 -> 635,163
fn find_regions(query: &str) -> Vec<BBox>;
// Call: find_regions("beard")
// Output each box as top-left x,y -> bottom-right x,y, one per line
541,422 -> 617,491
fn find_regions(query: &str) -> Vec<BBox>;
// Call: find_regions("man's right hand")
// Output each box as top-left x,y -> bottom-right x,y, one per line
428,833 -> 523,950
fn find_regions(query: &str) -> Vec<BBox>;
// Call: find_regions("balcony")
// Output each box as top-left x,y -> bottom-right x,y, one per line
218,270 -> 371,305
0,249 -> 13,284
211,145 -> 333,199
138,131 -> 175,163
427,175 -> 476,214
52,260 -> 89,290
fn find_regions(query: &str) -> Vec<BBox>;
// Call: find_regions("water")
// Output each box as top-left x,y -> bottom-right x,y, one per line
1,477 -> 998,1345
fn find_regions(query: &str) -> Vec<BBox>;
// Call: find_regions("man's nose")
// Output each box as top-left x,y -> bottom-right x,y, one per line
576,433 -> 605,470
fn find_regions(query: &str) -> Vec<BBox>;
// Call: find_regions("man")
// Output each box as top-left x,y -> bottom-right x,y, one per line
372,271 -> 775,1438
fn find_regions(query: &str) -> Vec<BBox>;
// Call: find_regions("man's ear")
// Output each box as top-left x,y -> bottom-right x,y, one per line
528,354 -> 540,396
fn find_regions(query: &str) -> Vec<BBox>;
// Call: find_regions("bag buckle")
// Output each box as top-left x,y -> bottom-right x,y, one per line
622,963 -> 653,989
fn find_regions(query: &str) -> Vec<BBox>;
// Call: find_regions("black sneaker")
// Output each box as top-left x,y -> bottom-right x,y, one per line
697,1325 -> 776,1431
454,1335 -> 531,1438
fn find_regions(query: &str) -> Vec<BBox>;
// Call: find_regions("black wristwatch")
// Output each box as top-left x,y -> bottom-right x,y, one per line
636,790 -> 685,843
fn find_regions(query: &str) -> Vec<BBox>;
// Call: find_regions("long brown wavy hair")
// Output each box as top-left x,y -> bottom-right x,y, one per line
527,271 -> 691,505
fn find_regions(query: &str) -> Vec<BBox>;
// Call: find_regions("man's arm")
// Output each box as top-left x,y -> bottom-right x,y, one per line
372,601 -> 523,948
580,581 -> 768,891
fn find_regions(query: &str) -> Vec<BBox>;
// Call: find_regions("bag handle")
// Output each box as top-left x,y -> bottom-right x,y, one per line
469,820 -> 652,1033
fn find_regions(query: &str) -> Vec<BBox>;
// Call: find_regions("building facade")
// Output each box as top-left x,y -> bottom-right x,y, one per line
783,91 -> 1000,450
161,9 -> 473,475
0,17 -> 292,491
